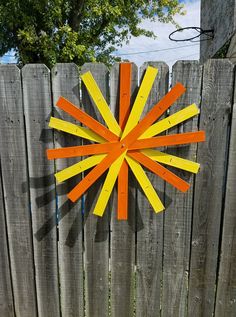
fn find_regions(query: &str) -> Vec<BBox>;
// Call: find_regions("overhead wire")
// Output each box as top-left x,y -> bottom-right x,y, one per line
1,44 -> 200,63
112,43 -> 199,56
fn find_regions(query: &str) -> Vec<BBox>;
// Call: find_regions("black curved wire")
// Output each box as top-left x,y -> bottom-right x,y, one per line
169,27 -> 214,42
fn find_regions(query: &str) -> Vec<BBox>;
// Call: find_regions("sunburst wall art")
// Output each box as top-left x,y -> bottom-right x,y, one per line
47,63 -> 205,220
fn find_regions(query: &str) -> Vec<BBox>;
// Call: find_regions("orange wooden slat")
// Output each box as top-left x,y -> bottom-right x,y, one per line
57,96 -> 119,142
122,82 -> 186,146
67,145 -> 126,202
47,142 -> 118,160
117,63 -> 132,220
128,151 -> 190,192
119,63 -> 132,130
129,131 -> 206,150
117,159 -> 129,220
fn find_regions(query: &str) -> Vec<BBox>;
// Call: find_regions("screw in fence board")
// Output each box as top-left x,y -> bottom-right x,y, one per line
135,62 -> 169,317
0,165 -> 14,317
109,62 -> 138,317
0,65 -> 37,317
51,63 -> 84,317
215,68 -> 236,317
81,63 -> 110,317
22,64 -> 60,317
162,61 -> 203,317
187,59 -> 235,317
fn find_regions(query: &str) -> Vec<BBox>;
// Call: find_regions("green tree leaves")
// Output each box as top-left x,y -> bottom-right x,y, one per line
0,0 -> 184,67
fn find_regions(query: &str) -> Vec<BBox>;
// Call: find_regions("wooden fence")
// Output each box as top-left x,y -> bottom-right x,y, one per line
0,59 -> 235,317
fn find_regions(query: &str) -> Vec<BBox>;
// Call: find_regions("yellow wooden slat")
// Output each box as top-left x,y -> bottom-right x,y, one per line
81,71 -> 121,136
55,154 -> 106,183
141,149 -> 200,173
121,66 -> 158,138
125,155 -> 164,213
93,152 -> 126,217
140,103 -> 199,139
49,117 -> 105,143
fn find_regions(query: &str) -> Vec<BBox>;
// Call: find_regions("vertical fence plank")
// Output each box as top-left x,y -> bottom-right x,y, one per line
51,63 -> 84,317
0,165 -> 15,317
110,63 -> 138,317
0,65 -> 37,317
188,59 -> 234,317
215,72 -> 236,317
81,63 -> 109,317
1,59 -> 235,317
136,62 -> 169,317
22,64 -> 60,317
162,61 -> 203,317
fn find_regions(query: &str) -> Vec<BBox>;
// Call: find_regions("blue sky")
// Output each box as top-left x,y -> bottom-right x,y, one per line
0,0 -> 200,68
1,49 -> 16,64
113,0 -> 200,68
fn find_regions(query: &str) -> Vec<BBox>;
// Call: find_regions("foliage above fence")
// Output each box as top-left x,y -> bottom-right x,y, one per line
0,60 -> 236,317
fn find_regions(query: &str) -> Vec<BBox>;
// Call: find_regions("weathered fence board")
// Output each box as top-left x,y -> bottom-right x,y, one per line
51,63 -> 84,317
0,167 -> 14,317
22,64 -> 60,317
81,63 -> 110,317
215,71 -> 236,317
200,0 -> 236,61
188,59 -> 235,317
0,60 -> 235,317
136,62 -> 169,317
162,61 -> 203,317
0,65 -> 37,317
110,63 -> 138,317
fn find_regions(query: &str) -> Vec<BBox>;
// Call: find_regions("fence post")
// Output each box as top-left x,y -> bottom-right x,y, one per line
110,62 -> 138,317
215,63 -> 236,317
22,64 -> 60,317
51,63 -> 84,317
188,59 -> 235,317
136,62 -> 169,317
0,160 -> 15,316
81,63 -> 110,317
0,65 -> 37,317
162,61 -> 203,316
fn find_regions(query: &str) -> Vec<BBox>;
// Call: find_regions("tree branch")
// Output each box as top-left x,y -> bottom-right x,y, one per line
69,0 -> 86,32
89,17 -> 110,45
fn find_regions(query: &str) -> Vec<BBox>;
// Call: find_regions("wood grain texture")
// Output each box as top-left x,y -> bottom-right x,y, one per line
188,59 -> 234,317
110,63 -> 138,317
136,62 -> 169,317
200,0 -> 236,61
51,63 -> 84,317
81,63 -> 110,317
1,59 -> 236,317
22,64 -> 60,317
0,164 -> 15,316
215,70 -> 236,317
0,65 -> 37,317
162,61 -> 203,317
